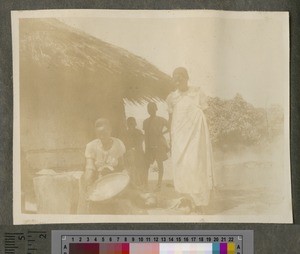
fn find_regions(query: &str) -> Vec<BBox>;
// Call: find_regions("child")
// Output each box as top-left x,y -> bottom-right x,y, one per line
125,117 -> 146,188
143,102 -> 169,191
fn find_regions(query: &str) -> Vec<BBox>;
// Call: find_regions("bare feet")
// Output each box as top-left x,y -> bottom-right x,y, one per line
169,197 -> 193,214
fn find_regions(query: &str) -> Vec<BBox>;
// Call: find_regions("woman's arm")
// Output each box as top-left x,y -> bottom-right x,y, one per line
162,117 -> 170,135
168,113 -> 173,149
199,88 -> 208,110
83,158 -> 96,189
168,113 -> 172,130
166,92 -> 173,130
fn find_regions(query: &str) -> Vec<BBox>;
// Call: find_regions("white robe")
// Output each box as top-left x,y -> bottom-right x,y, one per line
167,86 -> 213,206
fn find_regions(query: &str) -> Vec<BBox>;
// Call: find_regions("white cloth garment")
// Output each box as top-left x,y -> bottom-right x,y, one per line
167,86 -> 213,206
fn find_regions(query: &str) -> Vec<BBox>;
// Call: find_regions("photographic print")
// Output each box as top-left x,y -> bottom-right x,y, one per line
12,10 -> 292,224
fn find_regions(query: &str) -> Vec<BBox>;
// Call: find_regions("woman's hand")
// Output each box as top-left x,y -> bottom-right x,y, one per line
82,168 -> 95,192
100,167 -> 112,176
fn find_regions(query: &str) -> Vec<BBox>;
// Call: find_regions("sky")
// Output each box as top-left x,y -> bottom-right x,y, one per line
59,12 -> 288,109
59,12 -> 289,127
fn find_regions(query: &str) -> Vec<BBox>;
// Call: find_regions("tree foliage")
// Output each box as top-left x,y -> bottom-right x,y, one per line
205,94 -> 284,148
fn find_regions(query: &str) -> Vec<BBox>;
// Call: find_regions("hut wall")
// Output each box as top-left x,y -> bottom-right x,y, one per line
20,63 -> 127,174
18,18 -> 172,200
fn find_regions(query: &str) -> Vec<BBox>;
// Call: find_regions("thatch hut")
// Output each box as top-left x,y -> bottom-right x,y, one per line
19,18 -> 173,174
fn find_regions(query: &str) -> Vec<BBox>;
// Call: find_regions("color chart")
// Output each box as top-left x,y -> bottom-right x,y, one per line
68,242 -> 236,254
52,230 -> 253,254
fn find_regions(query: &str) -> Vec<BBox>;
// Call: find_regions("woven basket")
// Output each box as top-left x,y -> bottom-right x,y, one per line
87,173 -> 130,202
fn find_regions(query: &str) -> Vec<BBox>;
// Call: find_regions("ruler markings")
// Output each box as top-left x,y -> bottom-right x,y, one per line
63,234 -> 241,237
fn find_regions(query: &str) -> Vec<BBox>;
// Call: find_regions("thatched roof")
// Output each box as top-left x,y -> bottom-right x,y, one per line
19,18 -> 174,103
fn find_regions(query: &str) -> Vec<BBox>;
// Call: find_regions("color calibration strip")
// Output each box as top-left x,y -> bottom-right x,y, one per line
54,230 -> 252,254
68,243 -> 236,254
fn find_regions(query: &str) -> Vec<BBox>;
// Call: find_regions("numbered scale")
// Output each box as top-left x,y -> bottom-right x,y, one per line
52,230 -> 253,254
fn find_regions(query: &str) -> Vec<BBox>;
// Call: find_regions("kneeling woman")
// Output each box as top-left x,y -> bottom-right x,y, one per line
77,118 -> 126,214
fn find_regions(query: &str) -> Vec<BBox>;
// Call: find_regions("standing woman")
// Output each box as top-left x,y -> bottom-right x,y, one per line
166,67 -> 214,212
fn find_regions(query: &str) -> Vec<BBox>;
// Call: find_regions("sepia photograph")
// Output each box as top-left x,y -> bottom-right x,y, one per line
12,10 -> 292,224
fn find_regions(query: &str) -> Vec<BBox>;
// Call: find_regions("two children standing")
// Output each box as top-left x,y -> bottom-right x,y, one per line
125,102 -> 169,191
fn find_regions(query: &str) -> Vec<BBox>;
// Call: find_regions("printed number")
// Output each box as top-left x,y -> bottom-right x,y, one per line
221,237 -> 226,242
132,237 -> 135,242
79,237 -> 82,242
229,237 -> 234,242
72,237 -> 75,242
109,237 -> 112,242
94,237 -> 98,242
139,237 -> 144,242
117,237 -> 120,242
102,237 -> 105,242
176,237 -> 181,242
154,237 -> 159,242
87,237 -> 90,242
146,237 -> 151,242
124,237 -> 127,242
18,235 -> 25,241
199,237 -> 204,242
161,237 -> 166,242
206,237 -> 211,242
214,237 -> 219,242
169,237 -> 174,242
191,237 -> 196,242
